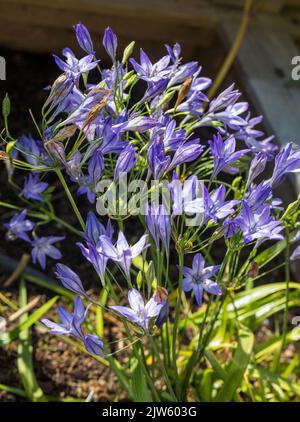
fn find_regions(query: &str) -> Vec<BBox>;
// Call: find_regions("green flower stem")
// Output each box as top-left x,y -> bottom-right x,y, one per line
180,298 -> 212,400
106,277 -> 159,401
55,168 -> 86,231
172,249 -> 184,396
149,336 -> 177,401
274,229 -> 290,371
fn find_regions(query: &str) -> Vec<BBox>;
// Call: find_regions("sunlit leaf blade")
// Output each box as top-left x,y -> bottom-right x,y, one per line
215,325 -> 254,402
17,279 -> 48,402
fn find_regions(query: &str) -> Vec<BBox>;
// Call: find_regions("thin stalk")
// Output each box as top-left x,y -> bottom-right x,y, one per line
55,168 -> 85,231
274,229 -> 290,371
207,0 -> 254,99
172,250 -> 184,396
149,336 -> 177,401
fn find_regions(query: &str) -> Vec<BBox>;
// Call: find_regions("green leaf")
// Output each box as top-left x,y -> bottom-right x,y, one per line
255,239 -> 287,268
131,358 -> 152,402
17,279 -> 48,402
215,325 -> 254,402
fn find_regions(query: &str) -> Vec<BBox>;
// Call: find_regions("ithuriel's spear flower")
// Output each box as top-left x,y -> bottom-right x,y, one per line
110,288 -> 164,331
235,201 -> 284,245
53,48 -> 99,81
202,185 -> 239,223
23,174 -> 48,203
84,212 -> 114,246
209,133 -> 249,178
182,253 -> 221,307
247,152 -> 267,187
74,22 -> 94,54
77,241 -> 108,287
103,27 -> 118,61
146,203 -> 171,254
114,143 -> 135,182
130,48 -> 170,83
4,210 -> 35,242
31,235 -> 65,269
269,142 -> 300,188
99,231 -> 149,279
55,263 -> 88,298
42,296 -> 104,356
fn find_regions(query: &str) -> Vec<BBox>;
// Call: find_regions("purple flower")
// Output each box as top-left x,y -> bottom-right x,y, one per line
53,48 -> 99,81
96,117 -> 127,154
147,137 -> 170,179
270,142 -> 300,188
84,334 -> 104,355
18,135 -> 49,168
74,22 -> 94,54
130,48 -> 170,82
103,27 -> 117,61
110,289 -> 163,331
23,174 -> 48,203
42,296 -> 88,338
77,241 -> 108,286
31,236 -> 64,269
235,201 -> 284,245
212,101 -> 248,130
84,212 -> 113,246
55,263 -> 88,297
247,152 -> 267,187
202,185 -> 239,223
222,218 -> 239,238
245,181 -> 272,212
169,140 -> 204,170
155,301 -> 169,329
169,173 -> 204,216
156,117 -> 186,151
209,133 -> 249,178
77,176 -> 96,204
146,203 -> 171,254
168,61 -> 199,87
114,143 -> 135,181
4,210 -> 34,242
42,296 -> 104,356
114,115 -> 157,133
182,253 -> 221,307
209,84 -> 241,113
66,150 -> 82,181
88,150 -> 104,185
141,78 -> 169,103
99,231 -> 149,279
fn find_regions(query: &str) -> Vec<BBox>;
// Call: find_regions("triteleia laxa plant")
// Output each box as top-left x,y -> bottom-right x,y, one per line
1,23 -> 300,402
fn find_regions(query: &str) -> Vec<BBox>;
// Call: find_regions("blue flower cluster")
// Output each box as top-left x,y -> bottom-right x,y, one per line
3,24 -> 300,357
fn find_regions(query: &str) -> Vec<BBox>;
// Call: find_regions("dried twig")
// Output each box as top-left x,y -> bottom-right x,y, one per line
8,295 -> 42,322
3,253 -> 31,287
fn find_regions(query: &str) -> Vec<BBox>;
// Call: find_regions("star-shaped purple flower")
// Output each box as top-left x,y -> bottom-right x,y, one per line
23,174 -> 48,203
31,235 -> 65,269
110,289 -> 163,331
4,210 -> 35,242
182,253 -> 221,307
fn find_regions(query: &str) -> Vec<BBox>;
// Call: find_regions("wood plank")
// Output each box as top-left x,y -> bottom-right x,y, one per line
212,0 -> 286,13
4,0 -> 217,29
0,2 -> 215,47
218,12 -> 300,192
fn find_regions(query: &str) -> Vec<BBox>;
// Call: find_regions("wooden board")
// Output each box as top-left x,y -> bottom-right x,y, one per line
212,0 -> 286,14
0,0 -> 216,55
218,12 -> 300,192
